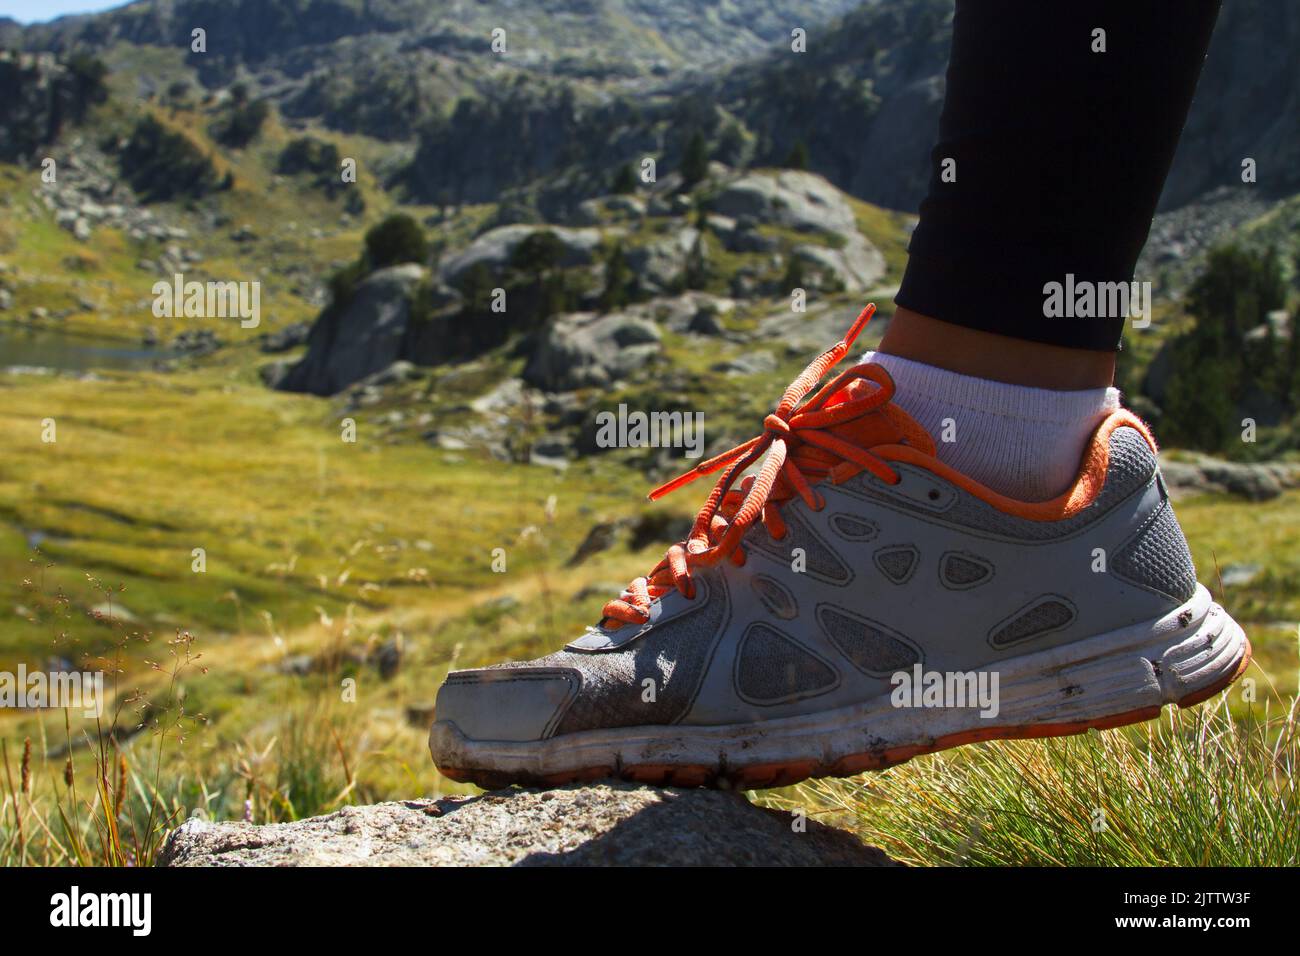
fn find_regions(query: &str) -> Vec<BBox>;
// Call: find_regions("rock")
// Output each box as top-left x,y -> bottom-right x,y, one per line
605,195 -> 646,219
635,291 -> 733,334
708,172 -> 885,292
405,703 -> 436,728
630,511 -> 695,551
755,300 -> 845,353
279,264 -> 427,396
357,359 -> 422,388
0,288 -> 11,311
705,213 -> 737,239
1160,454 -> 1300,501
626,227 -> 699,294
259,360 -> 293,388
791,242 -> 885,294
726,222 -> 782,254
523,311 -> 662,391
439,225 -> 604,286
470,377 -> 536,416
278,653 -> 315,676
531,432 -> 573,460
1201,461 -> 1284,501
529,448 -> 569,471
90,602 -> 138,623
158,784 -> 893,867
171,329 -> 223,357
712,351 -> 777,376
575,195 -> 645,224
646,194 -> 675,217
570,520 -> 622,564
688,307 -> 726,336
1220,563 -> 1261,587
372,635 -> 403,680
1244,310 -> 1292,343
259,322 -> 311,353
708,170 -> 858,236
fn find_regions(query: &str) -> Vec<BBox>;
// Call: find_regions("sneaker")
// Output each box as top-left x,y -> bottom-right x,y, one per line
429,305 -> 1251,789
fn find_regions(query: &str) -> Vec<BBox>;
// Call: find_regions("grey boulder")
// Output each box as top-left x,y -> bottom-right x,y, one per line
524,310 -> 662,391
278,264 -> 426,396
440,225 -> 605,286
157,784 -> 894,867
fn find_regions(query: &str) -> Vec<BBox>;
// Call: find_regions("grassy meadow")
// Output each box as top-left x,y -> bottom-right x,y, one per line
1,352 -> 1294,865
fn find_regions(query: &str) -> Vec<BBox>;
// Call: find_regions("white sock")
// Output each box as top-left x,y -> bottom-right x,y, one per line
862,351 -> 1121,502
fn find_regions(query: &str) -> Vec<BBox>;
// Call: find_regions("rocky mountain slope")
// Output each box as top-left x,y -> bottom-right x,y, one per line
10,0 -> 1297,215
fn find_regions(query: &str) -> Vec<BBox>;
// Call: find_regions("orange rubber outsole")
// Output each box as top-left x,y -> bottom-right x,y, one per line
439,637 -> 1253,791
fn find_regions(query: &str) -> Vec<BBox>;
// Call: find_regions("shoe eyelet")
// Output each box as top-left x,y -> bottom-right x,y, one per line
927,489 -> 941,501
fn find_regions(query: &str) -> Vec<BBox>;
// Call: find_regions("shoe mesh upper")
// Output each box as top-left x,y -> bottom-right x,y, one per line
745,508 -> 853,584
817,605 -> 921,676
734,623 -> 839,704
838,427 -> 1157,541
1111,496 -> 1198,602
488,571 -> 732,736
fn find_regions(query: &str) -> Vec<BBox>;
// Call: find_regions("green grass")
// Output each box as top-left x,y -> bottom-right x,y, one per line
769,696 -> 1299,866
0,366 -> 650,651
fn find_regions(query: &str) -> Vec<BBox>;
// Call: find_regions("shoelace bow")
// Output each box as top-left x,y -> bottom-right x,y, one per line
602,304 -> 904,628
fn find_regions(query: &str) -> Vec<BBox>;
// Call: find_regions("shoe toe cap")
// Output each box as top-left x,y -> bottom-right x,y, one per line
434,666 -> 581,743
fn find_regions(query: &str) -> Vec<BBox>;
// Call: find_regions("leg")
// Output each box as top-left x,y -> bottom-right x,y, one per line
868,1 -> 1221,499
886,0 -> 1222,370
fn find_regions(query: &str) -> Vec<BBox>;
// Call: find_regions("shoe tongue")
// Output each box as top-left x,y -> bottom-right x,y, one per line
820,377 -> 937,458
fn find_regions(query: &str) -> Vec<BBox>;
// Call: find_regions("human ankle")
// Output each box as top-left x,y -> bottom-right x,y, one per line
879,307 -> 1116,390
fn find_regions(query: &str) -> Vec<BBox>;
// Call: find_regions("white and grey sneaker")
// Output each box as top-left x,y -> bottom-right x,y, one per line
430,307 -> 1251,789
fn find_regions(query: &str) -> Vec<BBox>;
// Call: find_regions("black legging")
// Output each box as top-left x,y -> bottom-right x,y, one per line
896,0 -> 1221,351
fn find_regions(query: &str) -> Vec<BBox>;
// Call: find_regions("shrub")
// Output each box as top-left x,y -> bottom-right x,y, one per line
1157,244 -> 1290,452
327,259 -> 368,307
363,214 -> 428,270
118,115 -> 223,202
213,98 -> 270,148
278,135 -> 341,177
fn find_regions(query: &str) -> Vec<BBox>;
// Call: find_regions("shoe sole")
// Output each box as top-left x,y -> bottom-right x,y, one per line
431,585 -> 1251,790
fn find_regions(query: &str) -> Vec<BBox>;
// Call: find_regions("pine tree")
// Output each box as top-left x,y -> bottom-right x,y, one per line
612,163 -> 637,195
784,140 -> 810,170
599,244 -> 632,311
681,132 -> 709,189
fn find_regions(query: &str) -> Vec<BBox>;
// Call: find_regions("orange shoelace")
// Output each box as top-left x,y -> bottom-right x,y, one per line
602,304 -> 906,628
